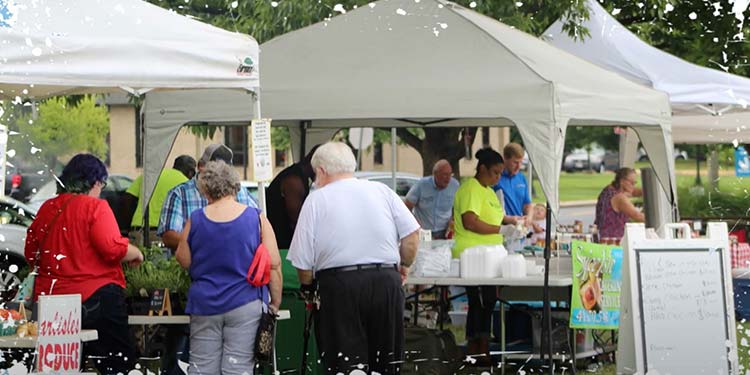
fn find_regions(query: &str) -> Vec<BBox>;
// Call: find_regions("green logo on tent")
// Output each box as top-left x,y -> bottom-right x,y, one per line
237,56 -> 255,76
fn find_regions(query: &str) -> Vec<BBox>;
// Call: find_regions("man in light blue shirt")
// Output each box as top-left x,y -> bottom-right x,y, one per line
405,159 -> 459,239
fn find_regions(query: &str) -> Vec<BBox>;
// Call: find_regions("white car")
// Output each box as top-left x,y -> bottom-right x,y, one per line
0,196 -> 37,299
354,171 -> 422,197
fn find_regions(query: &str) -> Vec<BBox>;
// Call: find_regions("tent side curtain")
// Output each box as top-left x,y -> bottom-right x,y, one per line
513,117 -> 567,216
631,125 -> 677,207
141,89 -> 256,213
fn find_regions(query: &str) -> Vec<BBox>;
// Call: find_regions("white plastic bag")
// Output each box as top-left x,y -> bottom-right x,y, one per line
414,242 -> 452,277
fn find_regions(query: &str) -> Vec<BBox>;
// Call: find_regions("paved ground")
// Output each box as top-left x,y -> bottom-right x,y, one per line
557,202 -> 595,227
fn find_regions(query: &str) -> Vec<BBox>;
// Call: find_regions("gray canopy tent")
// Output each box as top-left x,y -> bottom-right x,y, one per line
259,0 -> 676,216
141,0 -> 679,217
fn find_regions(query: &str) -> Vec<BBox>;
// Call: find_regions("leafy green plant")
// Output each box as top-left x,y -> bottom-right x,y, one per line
122,246 -> 190,298
678,184 -> 750,219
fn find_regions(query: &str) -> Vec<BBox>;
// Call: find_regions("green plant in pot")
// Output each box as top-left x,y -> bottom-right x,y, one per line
123,246 -> 191,315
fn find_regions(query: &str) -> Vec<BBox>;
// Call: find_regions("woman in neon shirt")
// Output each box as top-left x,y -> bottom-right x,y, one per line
452,147 -> 505,364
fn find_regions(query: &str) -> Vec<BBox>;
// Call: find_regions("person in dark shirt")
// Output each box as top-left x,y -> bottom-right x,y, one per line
266,145 -> 320,249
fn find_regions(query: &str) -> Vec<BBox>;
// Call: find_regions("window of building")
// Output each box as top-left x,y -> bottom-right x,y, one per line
275,149 -> 287,167
224,126 -> 248,166
374,143 -> 383,165
482,127 -> 490,148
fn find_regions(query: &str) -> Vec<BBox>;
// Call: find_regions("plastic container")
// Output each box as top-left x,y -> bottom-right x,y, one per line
501,254 -> 527,278
460,245 -> 506,278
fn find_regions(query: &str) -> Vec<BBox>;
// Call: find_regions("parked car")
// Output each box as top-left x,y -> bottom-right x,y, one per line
4,163 -> 53,203
354,171 -> 422,197
27,175 -> 133,230
241,180 -> 270,202
0,196 -> 37,301
637,147 -> 689,162
563,148 -> 618,173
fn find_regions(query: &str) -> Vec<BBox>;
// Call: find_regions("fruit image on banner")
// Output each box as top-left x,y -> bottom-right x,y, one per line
570,241 -> 622,329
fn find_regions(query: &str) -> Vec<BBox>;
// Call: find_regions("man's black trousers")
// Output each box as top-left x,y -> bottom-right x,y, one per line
315,267 -> 404,374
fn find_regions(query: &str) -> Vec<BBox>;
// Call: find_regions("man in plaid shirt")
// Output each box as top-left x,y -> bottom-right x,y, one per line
158,143 -> 258,251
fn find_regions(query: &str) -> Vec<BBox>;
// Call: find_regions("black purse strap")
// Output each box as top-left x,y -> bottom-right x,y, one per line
32,195 -> 77,270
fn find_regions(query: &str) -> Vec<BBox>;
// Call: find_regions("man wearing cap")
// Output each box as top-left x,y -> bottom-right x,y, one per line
122,155 -> 196,243
158,144 -> 258,251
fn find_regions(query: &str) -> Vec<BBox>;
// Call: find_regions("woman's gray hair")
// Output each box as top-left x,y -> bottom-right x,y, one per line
197,161 -> 241,201
311,142 -> 357,175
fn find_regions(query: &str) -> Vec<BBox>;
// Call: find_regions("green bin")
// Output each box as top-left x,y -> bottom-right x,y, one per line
261,250 -> 324,374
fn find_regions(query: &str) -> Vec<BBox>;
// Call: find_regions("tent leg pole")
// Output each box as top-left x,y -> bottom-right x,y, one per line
300,121 -> 308,161
140,101 -> 149,247
543,202 -> 553,374
391,128 -> 397,190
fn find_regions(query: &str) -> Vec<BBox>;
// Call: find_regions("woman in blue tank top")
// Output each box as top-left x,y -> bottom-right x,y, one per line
176,161 -> 282,374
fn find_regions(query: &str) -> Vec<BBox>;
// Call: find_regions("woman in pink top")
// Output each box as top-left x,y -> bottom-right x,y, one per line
594,168 -> 644,241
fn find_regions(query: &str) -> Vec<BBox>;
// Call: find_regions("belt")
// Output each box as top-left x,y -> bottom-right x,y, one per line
316,263 -> 398,278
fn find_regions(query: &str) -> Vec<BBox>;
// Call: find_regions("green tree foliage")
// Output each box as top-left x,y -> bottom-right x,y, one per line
15,96 -> 109,166
597,0 -> 750,77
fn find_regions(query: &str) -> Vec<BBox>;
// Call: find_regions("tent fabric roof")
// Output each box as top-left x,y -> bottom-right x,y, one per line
0,0 -> 259,99
261,0 -> 675,214
543,0 -> 750,144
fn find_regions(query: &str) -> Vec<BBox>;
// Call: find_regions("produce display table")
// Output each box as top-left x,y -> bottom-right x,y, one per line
127,310 -> 290,325
0,329 -> 98,348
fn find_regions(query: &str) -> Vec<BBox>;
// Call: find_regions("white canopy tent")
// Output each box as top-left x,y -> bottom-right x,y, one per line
543,0 -> 750,146
259,0 -> 676,215
0,0 -> 260,210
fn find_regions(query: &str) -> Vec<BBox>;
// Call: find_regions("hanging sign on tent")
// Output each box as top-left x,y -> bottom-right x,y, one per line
735,147 -> 750,177
348,128 -> 374,150
252,119 -> 273,182
570,241 -> 622,330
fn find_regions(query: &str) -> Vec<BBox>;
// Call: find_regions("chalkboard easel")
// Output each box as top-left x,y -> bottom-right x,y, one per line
149,288 -> 172,316
617,222 -> 738,375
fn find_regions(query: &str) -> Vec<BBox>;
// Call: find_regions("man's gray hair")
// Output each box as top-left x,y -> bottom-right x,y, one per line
311,142 -> 356,175
197,161 -> 241,201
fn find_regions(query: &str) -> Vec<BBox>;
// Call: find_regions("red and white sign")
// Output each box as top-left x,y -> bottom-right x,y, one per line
36,294 -> 82,373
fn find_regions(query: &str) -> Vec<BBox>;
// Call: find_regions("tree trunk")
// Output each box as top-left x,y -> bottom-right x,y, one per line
397,127 -> 478,177
708,148 -> 719,191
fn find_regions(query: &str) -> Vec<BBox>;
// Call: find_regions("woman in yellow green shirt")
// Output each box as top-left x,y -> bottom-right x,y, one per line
452,147 -> 505,364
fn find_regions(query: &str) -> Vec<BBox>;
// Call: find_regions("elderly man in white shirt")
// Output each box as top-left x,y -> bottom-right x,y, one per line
288,142 -> 420,375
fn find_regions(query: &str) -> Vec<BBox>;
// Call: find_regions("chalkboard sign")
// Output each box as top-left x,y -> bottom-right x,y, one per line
149,288 -> 172,316
618,223 -> 738,375
637,250 -> 729,373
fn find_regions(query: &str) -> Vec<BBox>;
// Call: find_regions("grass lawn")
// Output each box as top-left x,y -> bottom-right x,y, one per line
532,166 -> 750,204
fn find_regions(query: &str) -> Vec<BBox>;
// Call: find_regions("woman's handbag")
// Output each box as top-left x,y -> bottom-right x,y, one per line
254,306 -> 278,363
12,196 -> 76,309
246,243 -> 271,287
246,213 -> 271,287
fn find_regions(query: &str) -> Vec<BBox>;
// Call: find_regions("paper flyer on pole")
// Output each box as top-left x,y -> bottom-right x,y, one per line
251,119 -> 273,182
570,240 -> 623,329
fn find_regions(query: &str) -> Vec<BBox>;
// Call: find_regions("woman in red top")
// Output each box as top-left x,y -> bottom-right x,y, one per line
25,154 -> 143,375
